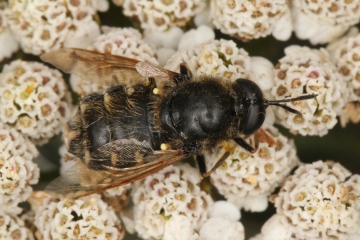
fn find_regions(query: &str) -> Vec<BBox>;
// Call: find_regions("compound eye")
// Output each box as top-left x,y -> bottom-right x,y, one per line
242,104 -> 265,135
235,79 -> 266,135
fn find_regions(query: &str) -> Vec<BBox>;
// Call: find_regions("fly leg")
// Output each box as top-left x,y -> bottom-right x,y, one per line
195,152 -> 231,178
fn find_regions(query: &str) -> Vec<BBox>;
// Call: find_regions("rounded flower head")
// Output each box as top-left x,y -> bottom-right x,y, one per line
0,2 -> 19,61
211,0 -> 292,41
0,211 -> 34,240
165,39 -> 252,80
205,126 -> 299,212
70,27 -> 159,96
273,160 -> 360,239
271,45 -> 347,136
122,0 -> 206,32
199,201 -> 244,240
132,163 -> 213,240
35,194 -> 125,240
291,0 -> 360,44
0,60 -> 72,144
327,28 -> 360,126
0,122 -> 39,214
5,0 -> 105,55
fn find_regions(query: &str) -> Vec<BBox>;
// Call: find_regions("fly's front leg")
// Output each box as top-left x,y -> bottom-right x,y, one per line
196,152 -> 231,178
233,137 -> 256,153
173,63 -> 192,84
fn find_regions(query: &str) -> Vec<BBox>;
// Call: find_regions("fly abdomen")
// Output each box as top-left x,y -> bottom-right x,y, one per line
64,82 -> 162,169
81,93 -> 111,164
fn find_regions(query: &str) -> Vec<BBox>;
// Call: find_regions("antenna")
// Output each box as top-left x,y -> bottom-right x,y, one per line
264,94 -> 317,115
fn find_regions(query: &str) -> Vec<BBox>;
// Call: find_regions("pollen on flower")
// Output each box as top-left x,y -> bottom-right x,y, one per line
131,163 -> 213,239
34,194 -> 125,240
0,122 -> 39,214
0,60 -> 72,145
272,160 -> 360,239
211,0 -> 291,41
5,0 -> 104,55
204,126 -> 299,212
121,0 -> 206,32
70,27 -> 159,96
271,45 -> 347,136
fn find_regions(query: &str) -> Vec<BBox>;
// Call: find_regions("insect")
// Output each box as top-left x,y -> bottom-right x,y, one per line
41,48 -> 317,198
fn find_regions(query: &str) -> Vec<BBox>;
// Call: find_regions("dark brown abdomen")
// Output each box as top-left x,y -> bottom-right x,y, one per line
64,83 -> 162,169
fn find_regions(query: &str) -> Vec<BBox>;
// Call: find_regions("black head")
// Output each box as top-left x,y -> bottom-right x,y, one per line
234,78 -> 317,136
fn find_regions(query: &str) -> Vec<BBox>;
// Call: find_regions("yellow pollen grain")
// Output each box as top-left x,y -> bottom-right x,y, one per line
160,143 -> 170,150
25,82 -> 35,96
246,175 -> 257,186
153,88 -> 160,95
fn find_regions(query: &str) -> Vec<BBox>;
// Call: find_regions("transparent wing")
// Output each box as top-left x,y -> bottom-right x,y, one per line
40,48 -> 180,85
46,150 -> 188,198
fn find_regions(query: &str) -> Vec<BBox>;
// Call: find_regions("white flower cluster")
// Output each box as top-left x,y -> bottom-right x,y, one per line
165,39 -> 251,81
132,163 -> 213,240
0,211 -> 33,240
0,2 -> 19,61
0,123 -> 39,214
327,28 -> 360,126
262,161 -> 360,240
144,25 -> 216,66
200,201 -> 245,240
35,194 -> 125,240
0,60 -> 72,144
211,0 -> 292,41
70,27 -> 159,96
205,126 -> 299,212
122,0 -> 206,32
271,45 -> 346,136
292,0 -> 360,44
5,0 -> 108,55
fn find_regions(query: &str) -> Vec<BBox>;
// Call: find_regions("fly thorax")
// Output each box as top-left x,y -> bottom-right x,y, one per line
165,80 -> 235,141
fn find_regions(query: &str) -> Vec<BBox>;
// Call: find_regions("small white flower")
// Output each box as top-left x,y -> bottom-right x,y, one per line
0,211 -> 34,240
122,0 -> 206,32
0,2 -> 19,61
291,0 -> 360,44
327,28 -> 360,126
249,214 -> 293,240
144,27 -> 184,50
273,160 -> 360,239
178,25 -> 215,51
0,122 -> 39,214
209,201 -> 241,222
132,163 -> 213,239
211,0 -> 291,41
205,126 -> 299,212
0,60 -> 72,144
35,194 -> 125,240
271,45 -> 347,136
5,0 -> 102,55
199,217 -> 245,240
165,39 -> 251,81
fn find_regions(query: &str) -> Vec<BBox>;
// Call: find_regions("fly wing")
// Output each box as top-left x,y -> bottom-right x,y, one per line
46,139 -> 189,198
40,48 -> 180,85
